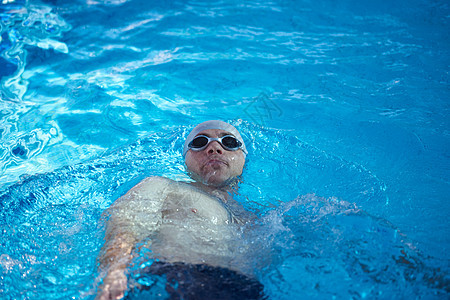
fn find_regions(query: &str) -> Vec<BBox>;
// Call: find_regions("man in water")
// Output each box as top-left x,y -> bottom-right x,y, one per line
97,120 -> 265,300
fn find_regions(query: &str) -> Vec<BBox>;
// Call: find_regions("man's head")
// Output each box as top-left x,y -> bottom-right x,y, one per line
183,120 -> 247,187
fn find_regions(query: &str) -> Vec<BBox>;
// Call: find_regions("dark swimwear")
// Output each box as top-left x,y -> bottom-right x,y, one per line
125,261 -> 266,300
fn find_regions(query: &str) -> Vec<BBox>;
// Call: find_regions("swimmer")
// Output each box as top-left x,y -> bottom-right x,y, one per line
96,120 -> 265,300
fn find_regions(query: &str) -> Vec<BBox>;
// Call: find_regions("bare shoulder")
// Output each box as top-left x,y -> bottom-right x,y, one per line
106,176 -> 174,234
133,176 -> 173,193
118,176 -> 172,201
108,176 -> 175,214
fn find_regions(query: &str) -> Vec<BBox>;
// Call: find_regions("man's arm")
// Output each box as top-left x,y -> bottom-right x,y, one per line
96,231 -> 136,300
96,176 -> 170,300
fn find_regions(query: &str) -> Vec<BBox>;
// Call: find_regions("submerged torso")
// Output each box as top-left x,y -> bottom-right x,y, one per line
120,177 -> 252,275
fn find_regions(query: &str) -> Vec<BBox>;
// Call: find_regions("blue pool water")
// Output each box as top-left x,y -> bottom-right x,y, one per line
0,0 -> 449,298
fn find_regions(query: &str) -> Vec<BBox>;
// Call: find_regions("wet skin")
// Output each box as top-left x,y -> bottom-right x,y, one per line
96,129 -> 248,300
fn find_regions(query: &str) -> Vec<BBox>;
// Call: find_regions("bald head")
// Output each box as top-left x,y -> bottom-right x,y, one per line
183,120 -> 247,157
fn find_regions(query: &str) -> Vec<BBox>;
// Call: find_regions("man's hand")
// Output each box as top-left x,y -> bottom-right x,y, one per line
96,269 -> 128,300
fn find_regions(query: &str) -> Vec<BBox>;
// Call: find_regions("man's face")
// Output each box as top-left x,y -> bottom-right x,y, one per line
185,129 -> 246,187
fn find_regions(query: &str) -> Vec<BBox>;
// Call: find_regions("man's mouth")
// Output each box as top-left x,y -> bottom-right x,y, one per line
205,159 -> 227,166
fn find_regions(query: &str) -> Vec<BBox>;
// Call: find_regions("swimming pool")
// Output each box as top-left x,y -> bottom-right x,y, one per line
0,0 -> 448,298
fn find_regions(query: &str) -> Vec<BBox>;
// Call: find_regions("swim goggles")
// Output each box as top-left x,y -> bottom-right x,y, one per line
188,135 -> 244,152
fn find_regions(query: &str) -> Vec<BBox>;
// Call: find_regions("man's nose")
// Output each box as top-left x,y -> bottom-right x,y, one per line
206,141 -> 223,154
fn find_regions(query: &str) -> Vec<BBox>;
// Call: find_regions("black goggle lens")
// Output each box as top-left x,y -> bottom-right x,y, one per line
221,136 -> 240,149
190,136 -> 209,148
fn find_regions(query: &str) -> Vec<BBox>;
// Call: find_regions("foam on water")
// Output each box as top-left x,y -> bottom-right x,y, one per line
254,195 -> 447,298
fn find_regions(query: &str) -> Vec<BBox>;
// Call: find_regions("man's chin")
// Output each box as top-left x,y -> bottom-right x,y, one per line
188,169 -> 240,188
204,175 -> 241,189
198,171 -> 232,187
187,170 -> 225,187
